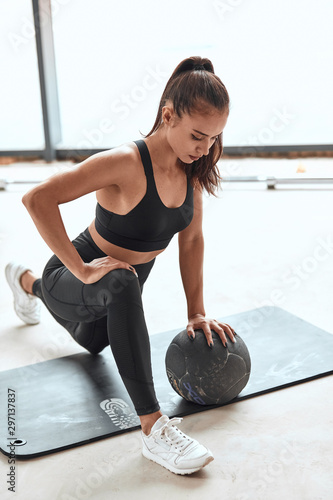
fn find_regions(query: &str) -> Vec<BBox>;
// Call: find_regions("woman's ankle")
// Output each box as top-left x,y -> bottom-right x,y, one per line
140,410 -> 163,436
20,270 -> 37,295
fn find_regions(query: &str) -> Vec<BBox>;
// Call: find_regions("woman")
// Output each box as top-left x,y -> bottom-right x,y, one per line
5,56 -> 236,475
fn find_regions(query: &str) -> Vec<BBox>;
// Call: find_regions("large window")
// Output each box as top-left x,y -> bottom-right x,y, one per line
1,0 -> 332,153
51,0 -> 333,150
0,0 -> 44,150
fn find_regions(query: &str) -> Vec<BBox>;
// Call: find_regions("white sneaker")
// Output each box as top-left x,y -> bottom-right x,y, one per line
5,262 -> 41,325
141,415 -> 214,475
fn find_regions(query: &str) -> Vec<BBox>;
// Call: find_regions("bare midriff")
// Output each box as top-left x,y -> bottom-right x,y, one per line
88,221 -> 166,266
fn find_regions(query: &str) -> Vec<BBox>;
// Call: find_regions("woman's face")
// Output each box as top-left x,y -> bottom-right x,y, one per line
163,104 -> 229,164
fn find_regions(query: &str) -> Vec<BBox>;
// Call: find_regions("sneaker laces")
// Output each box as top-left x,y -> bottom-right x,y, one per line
152,417 -> 193,453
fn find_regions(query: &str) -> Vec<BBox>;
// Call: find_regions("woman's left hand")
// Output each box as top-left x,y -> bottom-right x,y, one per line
186,313 -> 236,347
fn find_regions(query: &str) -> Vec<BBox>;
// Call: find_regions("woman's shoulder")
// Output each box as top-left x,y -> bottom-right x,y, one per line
98,140 -> 140,163
96,141 -> 143,176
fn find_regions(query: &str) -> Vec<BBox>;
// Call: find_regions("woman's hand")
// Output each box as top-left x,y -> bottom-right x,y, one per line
186,313 -> 236,348
78,256 -> 137,284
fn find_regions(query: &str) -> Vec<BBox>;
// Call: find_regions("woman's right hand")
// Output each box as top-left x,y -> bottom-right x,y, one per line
78,256 -> 137,284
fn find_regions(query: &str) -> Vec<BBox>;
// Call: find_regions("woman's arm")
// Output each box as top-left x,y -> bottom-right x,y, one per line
22,146 -> 137,283
178,188 -> 236,347
178,189 -> 205,320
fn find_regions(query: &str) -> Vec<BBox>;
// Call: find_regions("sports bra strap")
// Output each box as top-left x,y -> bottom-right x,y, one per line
134,140 -> 154,178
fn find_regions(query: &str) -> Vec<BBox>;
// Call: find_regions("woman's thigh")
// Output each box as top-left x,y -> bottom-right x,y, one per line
40,228 -> 155,323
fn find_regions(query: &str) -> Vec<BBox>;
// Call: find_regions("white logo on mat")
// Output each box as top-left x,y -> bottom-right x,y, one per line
100,398 -> 140,430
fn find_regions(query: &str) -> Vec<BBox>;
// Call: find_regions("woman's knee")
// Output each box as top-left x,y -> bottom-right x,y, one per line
92,268 -> 141,306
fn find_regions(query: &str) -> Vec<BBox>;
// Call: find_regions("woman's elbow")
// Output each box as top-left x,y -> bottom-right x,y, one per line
22,191 -> 29,207
22,186 -> 47,213
22,188 -> 36,210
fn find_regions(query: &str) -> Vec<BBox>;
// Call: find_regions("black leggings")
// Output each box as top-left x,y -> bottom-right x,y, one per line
32,228 -> 160,416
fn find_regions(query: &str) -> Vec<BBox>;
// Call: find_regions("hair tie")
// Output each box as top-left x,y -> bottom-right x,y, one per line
193,64 -> 206,71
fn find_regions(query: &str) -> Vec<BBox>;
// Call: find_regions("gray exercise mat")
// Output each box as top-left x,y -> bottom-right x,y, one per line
0,306 -> 332,459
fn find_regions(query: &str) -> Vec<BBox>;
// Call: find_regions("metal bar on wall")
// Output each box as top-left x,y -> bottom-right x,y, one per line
31,0 -> 61,162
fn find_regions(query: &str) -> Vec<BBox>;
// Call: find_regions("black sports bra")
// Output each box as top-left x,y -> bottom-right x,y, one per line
94,140 -> 194,252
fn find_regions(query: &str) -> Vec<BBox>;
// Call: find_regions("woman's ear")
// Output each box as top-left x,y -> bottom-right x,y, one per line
161,104 -> 176,126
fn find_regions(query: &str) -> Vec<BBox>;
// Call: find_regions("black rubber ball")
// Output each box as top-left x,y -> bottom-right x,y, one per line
165,329 -> 251,405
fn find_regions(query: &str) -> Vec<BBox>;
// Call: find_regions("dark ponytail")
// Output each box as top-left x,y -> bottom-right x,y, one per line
145,56 -> 229,195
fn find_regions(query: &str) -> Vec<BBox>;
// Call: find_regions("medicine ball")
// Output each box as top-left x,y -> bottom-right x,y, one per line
165,329 -> 251,405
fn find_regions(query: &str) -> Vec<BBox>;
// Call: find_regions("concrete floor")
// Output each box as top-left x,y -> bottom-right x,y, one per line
0,157 -> 333,500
